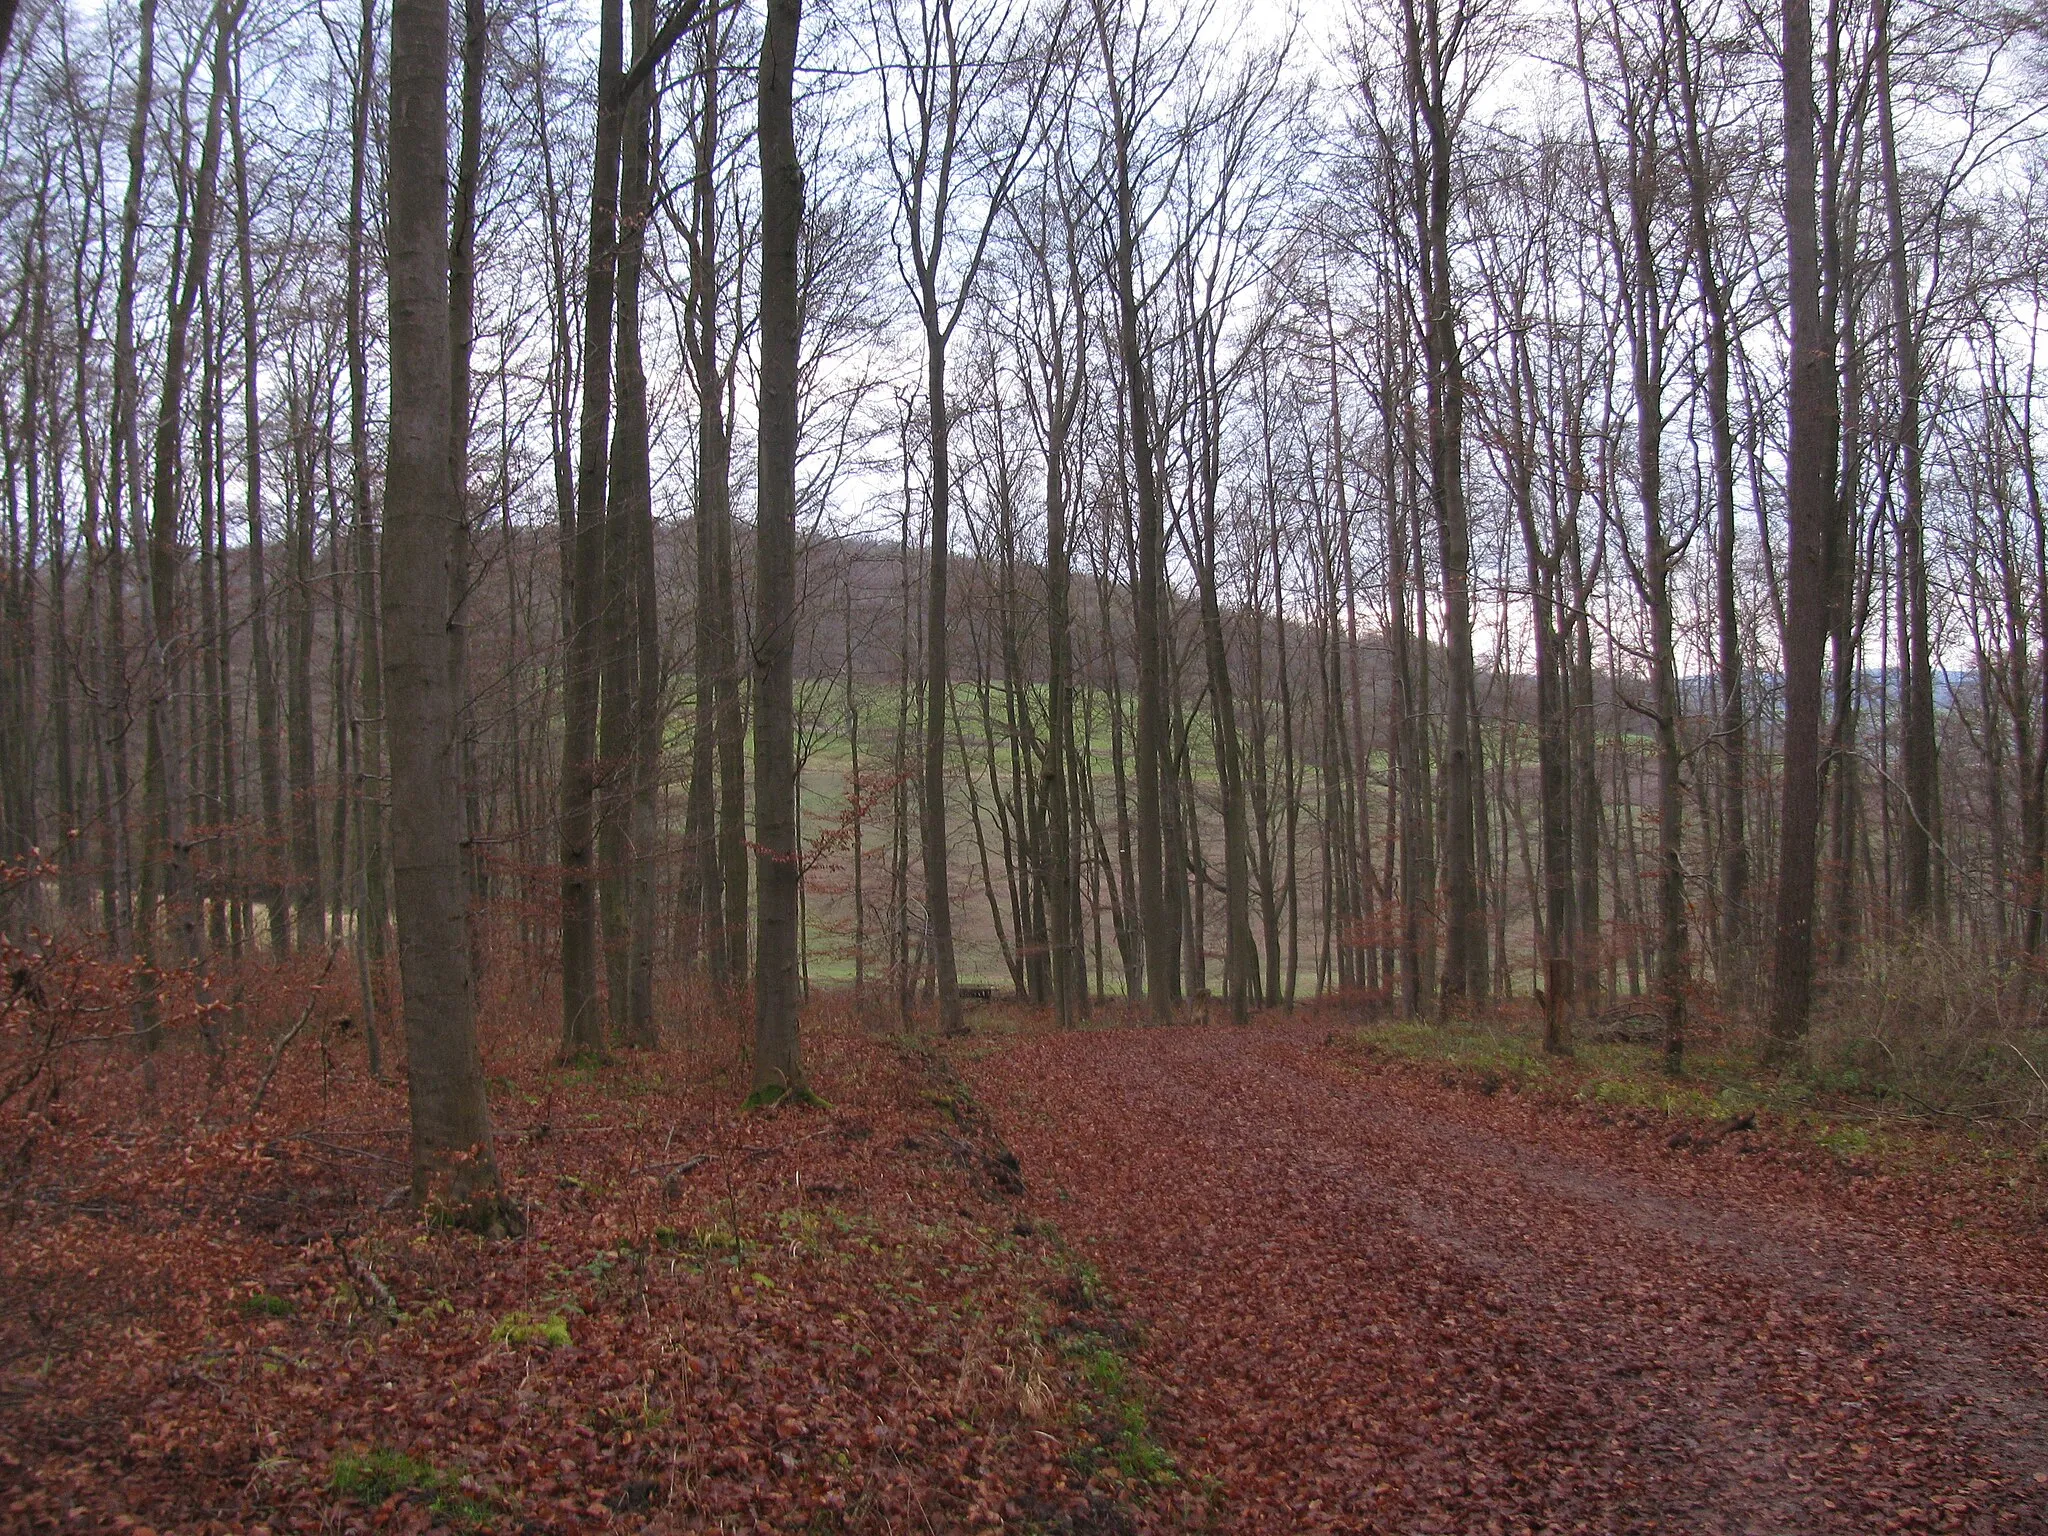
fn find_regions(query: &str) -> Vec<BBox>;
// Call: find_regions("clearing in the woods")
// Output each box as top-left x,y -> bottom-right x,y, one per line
5,997 -> 2046,1533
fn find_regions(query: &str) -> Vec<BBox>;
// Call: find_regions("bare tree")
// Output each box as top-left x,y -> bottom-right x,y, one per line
385,0 -> 510,1226
752,0 -> 807,1101
1768,0 -> 1842,1058
559,0 -> 625,1059
869,0 -> 1057,1035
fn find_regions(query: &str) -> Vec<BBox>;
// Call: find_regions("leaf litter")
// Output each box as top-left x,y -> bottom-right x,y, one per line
967,1016 -> 2048,1535
0,953 -> 1156,1534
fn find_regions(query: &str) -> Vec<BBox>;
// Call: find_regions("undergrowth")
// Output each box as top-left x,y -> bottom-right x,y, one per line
1340,1006 -> 2043,1175
1806,936 -> 2048,1129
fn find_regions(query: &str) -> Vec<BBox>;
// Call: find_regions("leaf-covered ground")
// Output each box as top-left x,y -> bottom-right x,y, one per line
967,1017 -> 2048,1534
12,965 -> 2048,1534
0,964 -> 1161,1534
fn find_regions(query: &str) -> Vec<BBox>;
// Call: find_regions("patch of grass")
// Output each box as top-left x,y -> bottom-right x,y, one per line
1062,1259 -> 1108,1311
1057,1331 -> 1179,1489
329,1447 -> 501,1527
1080,1345 -> 1126,1395
1338,1014 -> 1985,1172
490,1310 -> 572,1349
1109,1397 -> 1178,1484
331,1447 -> 440,1504
593,1389 -> 672,1437
1351,1015 -> 1789,1110
742,1080 -> 832,1112
1814,1123 -> 1874,1161
1581,1069 -> 1735,1120
236,1291 -> 293,1319
1353,1018 -> 1563,1092
680,1219 -> 755,1264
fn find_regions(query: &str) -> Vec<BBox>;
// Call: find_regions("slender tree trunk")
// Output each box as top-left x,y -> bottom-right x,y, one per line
1770,0 -> 1840,1059
1405,0 -> 1483,1009
921,325 -> 965,1033
1876,0 -> 1936,931
1042,339 -> 1080,1029
447,0 -> 488,981
682,12 -> 728,980
1508,329 -> 1574,1053
605,0 -> 660,1046
1190,322 -> 1252,1023
347,0 -> 388,1050
751,0 -> 806,1100
228,45 -> 287,956
598,0 -> 650,1040
560,0 -> 624,1057
139,0 -> 238,1043
1096,10 -> 1171,1021
1674,0 -> 1747,967
108,0 -> 157,959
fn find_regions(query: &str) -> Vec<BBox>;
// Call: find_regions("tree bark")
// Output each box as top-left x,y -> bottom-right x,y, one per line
385,0 -> 508,1224
604,0 -> 660,1047
1093,0 -> 1172,1022
347,0 -> 388,1053
1769,0 -> 1840,1059
560,0 -> 624,1058
1404,0 -> 1485,1010
752,0 -> 806,1101
139,0 -> 238,1042
1876,0 -> 1937,931
227,41 -> 287,956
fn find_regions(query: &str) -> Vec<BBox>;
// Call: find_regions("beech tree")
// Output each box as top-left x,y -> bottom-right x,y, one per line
5,0 -> 2047,1105
753,0 -> 806,1099
384,0 -> 507,1221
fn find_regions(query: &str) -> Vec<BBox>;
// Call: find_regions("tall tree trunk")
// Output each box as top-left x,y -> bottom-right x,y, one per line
1041,315 -> 1081,1029
1674,0 -> 1748,967
139,0 -> 237,1043
228,43 -> 287,956
108,0 -> 157,957
1405,0 -> 1484,1010
286,386 -> 324,949
1637,204 -> 1687,1076
447,0 -> 488,982
1508,329 -> 1574,1053
347,0 -> 388,1054
1095,3 -> 1171,1021
681,11 -> 729,980
1769,0 -> 1840,1059
751,0 -> 806,1100
607,0 -> 660,1047
385,0 -> 508,1224
1876,0 -> 1937,931
598,0 -> 646,1039
921,324 -> 965,1033
560,0 -> 624,1057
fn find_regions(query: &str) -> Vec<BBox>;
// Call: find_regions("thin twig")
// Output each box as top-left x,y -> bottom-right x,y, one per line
642,1153 -> 710,1177
333,1232 -> 398,1318
280,1134 -> 406,1167
248,947 -> 342,1118
2007,1041 -> 2048,1120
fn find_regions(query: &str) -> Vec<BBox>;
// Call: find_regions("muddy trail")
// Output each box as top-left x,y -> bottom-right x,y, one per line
967,1022 -> 2048,1534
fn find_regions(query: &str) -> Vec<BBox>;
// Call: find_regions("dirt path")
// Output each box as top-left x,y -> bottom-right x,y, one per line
967,1022 -> 2048,1534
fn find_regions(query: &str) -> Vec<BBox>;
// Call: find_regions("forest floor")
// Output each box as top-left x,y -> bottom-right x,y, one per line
0,973 -> 1179,1535
8,967 -> 2048,1534
964,1011 -> 2048,1534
